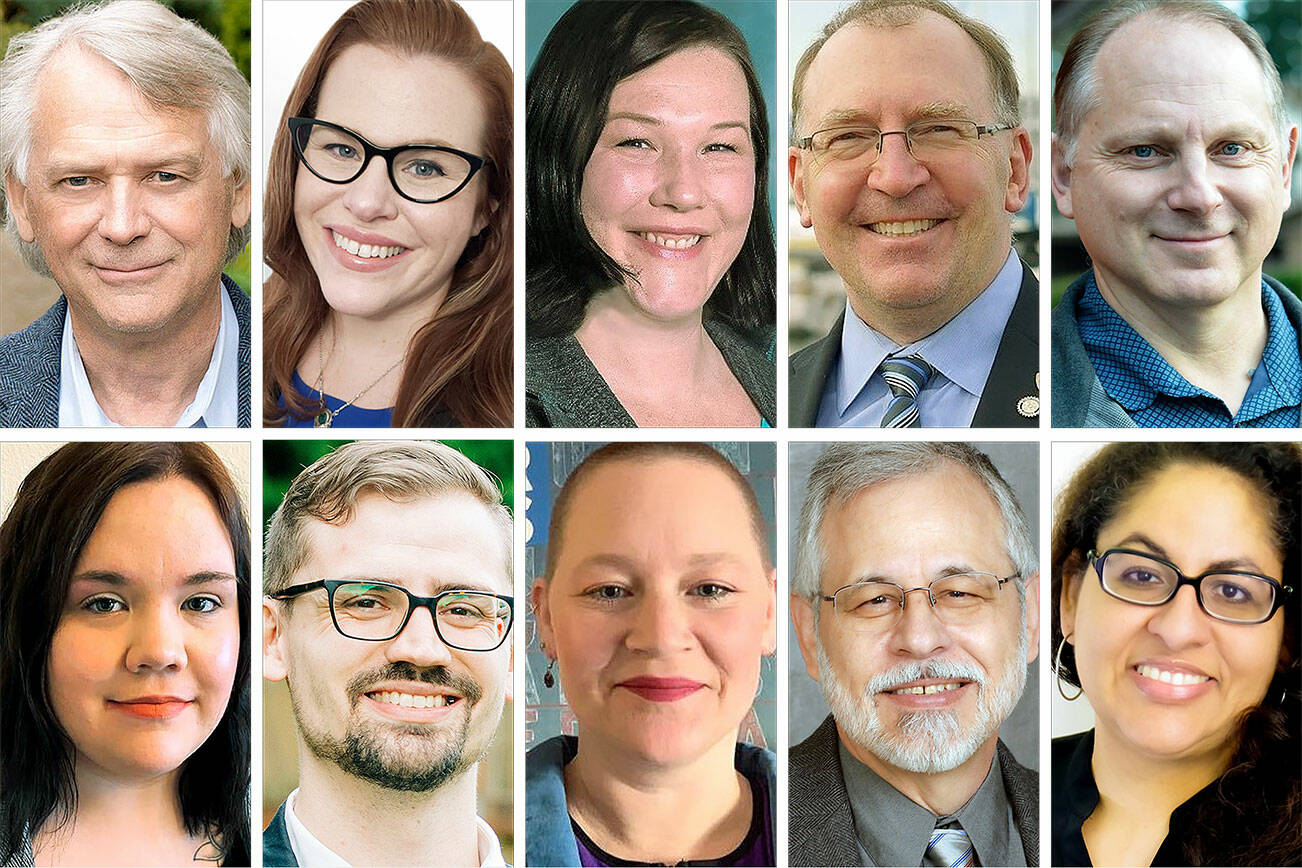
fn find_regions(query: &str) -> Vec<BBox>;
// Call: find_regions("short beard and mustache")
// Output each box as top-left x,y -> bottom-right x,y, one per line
817,629 -> 1028,774
292,662 -> 486,792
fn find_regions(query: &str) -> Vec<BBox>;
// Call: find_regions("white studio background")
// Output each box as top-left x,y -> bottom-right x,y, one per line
261,0 -> 513,174
1049,441 -> 1105,738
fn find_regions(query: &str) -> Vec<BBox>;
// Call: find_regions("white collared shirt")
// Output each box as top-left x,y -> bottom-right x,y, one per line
58,282 -> 238,427
283,788 -> 507,867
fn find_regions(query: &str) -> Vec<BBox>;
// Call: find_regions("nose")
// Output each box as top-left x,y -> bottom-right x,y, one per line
341,155 -> 400,222
866,131 -> 931,198
889,587 -> 949,658
1165,152 -> 1224,216
384,604 -> 456,668
1145,585 -> 1213,650
125,607 -> 187,672
625,597 -> 696,655
98,179 -> 151,245
648,148 -> 706,211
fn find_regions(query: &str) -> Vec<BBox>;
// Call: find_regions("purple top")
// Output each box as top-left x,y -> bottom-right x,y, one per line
570,770 -> 774,866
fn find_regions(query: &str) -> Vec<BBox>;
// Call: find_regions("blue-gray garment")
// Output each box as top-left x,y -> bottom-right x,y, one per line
1052,270 -> 1302,427
0,275 -> 252,428
525,735 -> 777,867
263,800 -> 298,867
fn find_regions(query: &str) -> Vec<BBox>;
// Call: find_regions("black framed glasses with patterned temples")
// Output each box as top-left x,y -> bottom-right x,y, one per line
288,117 -> 489,203
796,118 -> 1015,166
269,580 -> 514,649
819,571 -> 1017,630
1089,549 -> 1292,625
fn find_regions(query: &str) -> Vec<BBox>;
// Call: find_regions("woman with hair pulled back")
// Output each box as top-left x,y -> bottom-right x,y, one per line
264,0 -> 512,428
1050,442 -> 1300,866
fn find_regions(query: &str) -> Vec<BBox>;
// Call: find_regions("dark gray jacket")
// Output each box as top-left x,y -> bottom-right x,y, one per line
789,715 -> 1039,867
0,275 -> 251,427
1050,271 -> 1302,427
790,259 -> 1039,428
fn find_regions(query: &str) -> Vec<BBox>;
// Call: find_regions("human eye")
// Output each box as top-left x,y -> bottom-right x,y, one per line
61,176 -> 93,189
81,594 -> 126,614
582,584 -> 630,603
323,142 -> 360,160
689,582 -> 736,601
181,594 -> 223,614
1118,565 -> 1165,585
403,158 -> 447,178
704,142 -> 740,154
615,138 -> 654,150
1206,576 -> 1260,606
1120,143 -> 1168,164
152,171 -> 181,183
1213,141 -> 1255,162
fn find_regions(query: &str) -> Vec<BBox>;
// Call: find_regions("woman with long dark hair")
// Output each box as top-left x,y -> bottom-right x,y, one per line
1,442 -> 250,866
1050,442 -> 1300,866
263,0 -> 512,427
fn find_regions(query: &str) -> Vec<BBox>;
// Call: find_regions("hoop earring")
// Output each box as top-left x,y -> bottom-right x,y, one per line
1055,635 -> 1083,701
543,657 -> 556,690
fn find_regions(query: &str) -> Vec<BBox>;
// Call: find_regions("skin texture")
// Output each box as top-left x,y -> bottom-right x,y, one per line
789,13 -> 1031,344
579,46 -> 756,325
49,477 -> 240,782
293,44 -> 490,327
791,463 -> 1038,813
1051,17 -> 1297,320
1060,463 -> 1285,763
5,46 -> 249,340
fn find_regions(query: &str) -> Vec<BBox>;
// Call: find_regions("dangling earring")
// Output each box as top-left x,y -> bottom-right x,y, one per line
543,657 -> 556,689
1055,635 -> 1083,701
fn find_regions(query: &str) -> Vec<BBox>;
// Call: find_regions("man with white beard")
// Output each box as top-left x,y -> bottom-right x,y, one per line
790,443 -> 1039,866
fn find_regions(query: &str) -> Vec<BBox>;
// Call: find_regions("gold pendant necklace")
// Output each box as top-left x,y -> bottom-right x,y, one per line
312,323 -> 405,427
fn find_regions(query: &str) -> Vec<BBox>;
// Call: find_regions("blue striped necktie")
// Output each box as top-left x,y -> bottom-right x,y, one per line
880,354 -> 935,428
924,821 -> 976,867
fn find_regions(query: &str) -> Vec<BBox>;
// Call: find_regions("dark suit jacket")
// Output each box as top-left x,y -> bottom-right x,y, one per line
262,800 -> 298,867
790,715 -> 1039,867
790,260 -> 1039,427
0,274 -> 251,427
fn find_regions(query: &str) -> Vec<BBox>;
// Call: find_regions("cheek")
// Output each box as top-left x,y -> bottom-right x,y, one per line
195,614 -> 241,701
580,157 -> 647,241
48,624 -> 114,717
716,167 -> 755,237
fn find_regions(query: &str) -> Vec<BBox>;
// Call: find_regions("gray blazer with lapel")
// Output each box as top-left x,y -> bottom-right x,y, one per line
789,715 -> 1039,867
0,275 -> 251,427
790,260 -> 1039,428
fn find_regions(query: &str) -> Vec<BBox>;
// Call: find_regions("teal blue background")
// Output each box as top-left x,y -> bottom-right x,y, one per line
526,0 -> 779,230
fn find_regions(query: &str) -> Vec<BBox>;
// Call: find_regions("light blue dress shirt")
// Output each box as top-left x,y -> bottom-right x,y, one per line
816,250 -> 1022,427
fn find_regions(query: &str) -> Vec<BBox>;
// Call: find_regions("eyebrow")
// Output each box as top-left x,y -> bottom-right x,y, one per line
852,563 -> 987,585
70,569 -> 237,587
605,112 -> 748,132
1109,534 -> 1271,575
41,152 -> 207,180
328,576 -> 506,596
813,101 -> 977,130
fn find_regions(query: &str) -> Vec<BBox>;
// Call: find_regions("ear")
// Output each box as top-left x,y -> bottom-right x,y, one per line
762,566 -> 778,656
5,171 -> 37,242
1059,552 -> 1087,642
504,634 -> 514,704
790,592 -> 821,683
789,146 -> 814,229
1050,134 -> 1076,220
230,176 -> 252,229
530,577 -> 554,657
1023,571 -> 1040,665
1004,126 -> 1033,214
1280,125 -> 1297,195
263,598 -> 289,682
473,194 -> 498,237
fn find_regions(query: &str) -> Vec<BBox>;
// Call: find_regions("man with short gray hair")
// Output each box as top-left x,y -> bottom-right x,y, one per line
1050,0 -> 1299,428
0,0 -> 251,427
789,442 -> 1039,866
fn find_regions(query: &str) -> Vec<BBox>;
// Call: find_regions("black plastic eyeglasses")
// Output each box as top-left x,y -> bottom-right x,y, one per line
288,117 -> 488,203
270,579 -> 513,649
1089,548 -> 1291,625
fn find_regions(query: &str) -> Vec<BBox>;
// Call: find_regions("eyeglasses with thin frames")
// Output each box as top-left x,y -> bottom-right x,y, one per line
1088,549 -> 1291,625
796,118 -> 1014,166
269,579 -> 514,650
288,117 -> 489,203
818,571 -> 1016,630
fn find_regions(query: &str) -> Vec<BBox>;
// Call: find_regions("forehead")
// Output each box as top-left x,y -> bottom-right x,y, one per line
315,43 -> 488,151
801,12 -> 998,126
297,490 -> 510,594
1087,17 -> 1275,132
608,46 -> 750,119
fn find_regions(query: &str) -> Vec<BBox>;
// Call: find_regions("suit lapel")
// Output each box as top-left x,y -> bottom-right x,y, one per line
789,312 -> 844,427
972,262 -> 1039,427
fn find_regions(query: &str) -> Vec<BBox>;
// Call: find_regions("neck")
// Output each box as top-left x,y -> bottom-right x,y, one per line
576,290 -> 714,384
1089,723 -> 1228,824
1094,270 -> 1267,413
69,291 -> 222,426
841,727 -> 997,816
563,732 -> 748,862
293,747 -> 482,867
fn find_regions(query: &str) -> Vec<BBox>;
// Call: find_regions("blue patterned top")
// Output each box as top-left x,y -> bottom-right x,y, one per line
1076,271 -> 1301,427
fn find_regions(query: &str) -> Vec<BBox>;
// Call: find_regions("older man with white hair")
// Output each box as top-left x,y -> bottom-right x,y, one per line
0,0 -> 251,427
789,442 -> 1040,867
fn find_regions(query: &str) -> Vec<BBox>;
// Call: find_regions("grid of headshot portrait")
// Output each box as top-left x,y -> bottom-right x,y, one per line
0,0 -> 1298,867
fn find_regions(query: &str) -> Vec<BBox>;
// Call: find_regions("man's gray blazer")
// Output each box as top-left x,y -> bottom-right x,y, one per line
789,715 -> 1039,867
790,260 -> 1039,428
0,275 -> 251,427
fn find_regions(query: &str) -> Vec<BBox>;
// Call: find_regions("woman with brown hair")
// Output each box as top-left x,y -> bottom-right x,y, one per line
263,0 -> 511,428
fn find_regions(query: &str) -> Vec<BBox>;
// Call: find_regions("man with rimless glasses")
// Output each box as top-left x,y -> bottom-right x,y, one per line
788,0 -> 1038,428
789,443 -> 1039,866
262,441 -> 513,866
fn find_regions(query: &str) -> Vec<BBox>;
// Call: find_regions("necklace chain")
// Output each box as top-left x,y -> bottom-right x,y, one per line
312,323 -> 405,427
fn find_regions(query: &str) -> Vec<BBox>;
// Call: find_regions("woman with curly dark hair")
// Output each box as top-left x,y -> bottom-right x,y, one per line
1,443 -> 250,866
1050,442 -> 1300,867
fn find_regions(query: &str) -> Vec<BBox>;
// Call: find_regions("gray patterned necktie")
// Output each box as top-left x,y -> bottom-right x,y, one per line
880,354 -> 935,428
924,820 -> 977,867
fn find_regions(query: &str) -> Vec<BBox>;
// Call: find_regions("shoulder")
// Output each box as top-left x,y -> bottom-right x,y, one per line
1051,730 -> 1092,780
997,738 -> 1039,796
222,274 -> 251,320
1265,274 -> 1302,319
790,715 -> 844,790
0,298 -> 65,427
261,800 -> 297,867
525,736 -> 580,867
735,741 -> 777,786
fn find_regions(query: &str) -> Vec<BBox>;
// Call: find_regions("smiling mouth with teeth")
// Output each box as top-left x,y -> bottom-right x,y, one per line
867,219 -> 942,237
638,231 -> 702,250
1135,665 -> 1211,686
888,681 -> 966,695
368,690 -> 458,709
332,230 -> 407,259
